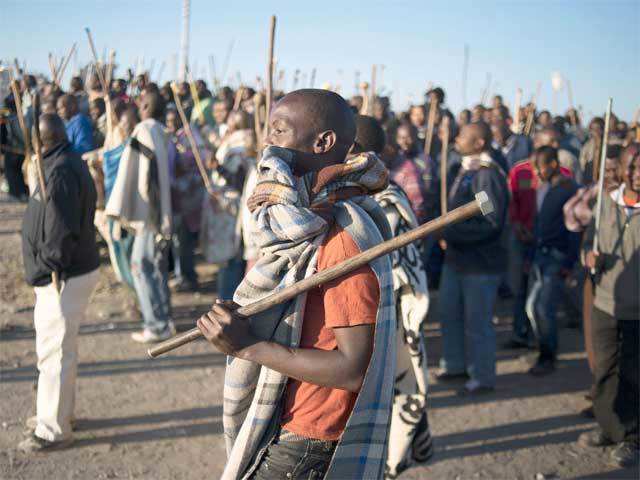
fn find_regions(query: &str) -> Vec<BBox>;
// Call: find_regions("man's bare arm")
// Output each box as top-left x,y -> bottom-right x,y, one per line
197,302 -> 374,393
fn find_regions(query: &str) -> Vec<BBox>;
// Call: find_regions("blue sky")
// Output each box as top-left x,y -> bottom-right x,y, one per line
2,0 -> 639,120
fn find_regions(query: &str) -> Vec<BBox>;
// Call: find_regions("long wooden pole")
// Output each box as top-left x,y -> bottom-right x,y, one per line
512,88 -> 523,134
9,79 -> 31,163
169,83 -> 214,196
591,98 -> 613,275
440,116 -> 450,216
369,64 -> 377,115
84,28 -> 108,93
148,192 -> 494,357
55,43 -> 77,86
424,97 -> 438,156
263,16 -> 276,140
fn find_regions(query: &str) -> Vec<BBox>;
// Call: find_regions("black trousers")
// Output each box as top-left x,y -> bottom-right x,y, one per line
4,153 -> 28,198
591,307 -> 639,444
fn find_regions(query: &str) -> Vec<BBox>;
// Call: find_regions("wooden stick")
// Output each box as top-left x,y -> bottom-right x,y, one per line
566,79 -> 574,111
55,43 -> 77,86
369,64 -> 377,115
263,15 -> 277,140
48,53 -> 58,85
187,72 -> 205,125
169,83 -> 214,196
9,79 -> 31,162
233,85 -> 244,111
591,98 -> 613,274
512,88 -> 523,134
440,116 -> 450,216
84,28 -> 108,93
424,96 -> 438,156
253,93 -> 263,149
30,92 -> 61,292
148,191 -> 494,357
480,72 -> 492,105
310,68 -> 316,88
221,39 -> 235,86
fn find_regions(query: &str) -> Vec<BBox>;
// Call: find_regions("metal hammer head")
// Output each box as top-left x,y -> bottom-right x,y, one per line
475,191 -> 494,216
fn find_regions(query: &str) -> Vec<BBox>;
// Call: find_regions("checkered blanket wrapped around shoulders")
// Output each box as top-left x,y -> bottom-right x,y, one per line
222,146 -> 397,479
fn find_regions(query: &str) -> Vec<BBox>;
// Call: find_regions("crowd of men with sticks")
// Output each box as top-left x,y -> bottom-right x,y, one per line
1,18 -> 639,479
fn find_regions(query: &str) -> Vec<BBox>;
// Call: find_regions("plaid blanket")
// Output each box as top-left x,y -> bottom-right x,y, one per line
223,146 -> 396,480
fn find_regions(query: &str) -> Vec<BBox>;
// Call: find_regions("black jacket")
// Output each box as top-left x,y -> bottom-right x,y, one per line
22,142 -> 100,286
443,157 -> 509,274
534,176 -> 581,268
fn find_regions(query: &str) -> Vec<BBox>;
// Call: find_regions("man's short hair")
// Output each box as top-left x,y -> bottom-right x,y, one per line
473,121 -> 493,150
353,115 -> 386,154
533,145 -> 558,165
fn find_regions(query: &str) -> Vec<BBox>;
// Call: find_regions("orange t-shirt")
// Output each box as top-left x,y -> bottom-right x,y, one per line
280,224 -> 380,441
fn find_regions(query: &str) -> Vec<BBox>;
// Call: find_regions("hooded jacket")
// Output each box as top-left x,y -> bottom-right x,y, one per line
21,142 -> 100,286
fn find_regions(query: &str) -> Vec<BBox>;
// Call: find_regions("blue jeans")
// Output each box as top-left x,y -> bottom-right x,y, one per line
438,264 -> 500,387
217,256 -> 246,301
249,428 -> 336,480
527,250 -> 565,357
130,229 -> 172,334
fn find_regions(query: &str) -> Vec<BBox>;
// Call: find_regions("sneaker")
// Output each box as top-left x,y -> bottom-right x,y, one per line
434,369 -> 469,382
25,416 -> 77,432
528,356 -> 556,376
170,278 -> 198,293
577,428 -> 615,448
17,433 -> 73,453
610,441 -> 639,468
130,323 -> 176,344
456,379 -> 495,396
578,405 -> 595,419
501,336 -> 530,350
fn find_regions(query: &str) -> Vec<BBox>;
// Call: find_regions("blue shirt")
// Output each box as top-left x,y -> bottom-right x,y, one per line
65,114 -> 94,155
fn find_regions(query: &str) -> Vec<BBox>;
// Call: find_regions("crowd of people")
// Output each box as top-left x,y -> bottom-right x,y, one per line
0,65 -> 638,478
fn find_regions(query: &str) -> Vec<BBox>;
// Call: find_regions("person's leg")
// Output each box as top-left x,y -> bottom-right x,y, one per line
533,257 -> 563,361
437,264 -> 466,375
4,153 -> 28,199
461,273 -> 500,388
387,312 -> 428,477
178,225 -> 198,286
616,320 -> 639,444
591,307 -> 621,442
33,270 -> 99,442
131,229 -> 172,334
217,256 -> 246,300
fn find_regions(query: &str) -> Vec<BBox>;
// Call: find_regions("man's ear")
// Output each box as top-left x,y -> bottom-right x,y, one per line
313,130 -> 337,154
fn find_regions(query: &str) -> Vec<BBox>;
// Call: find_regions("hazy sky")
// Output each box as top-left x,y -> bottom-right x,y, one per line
2,0 -> 639,119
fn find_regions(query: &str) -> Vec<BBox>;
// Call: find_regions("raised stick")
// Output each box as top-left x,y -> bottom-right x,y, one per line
9,78 -> 31,162
84,28 -> 108,93
369,64 -> 377,115
233,85 -> 245,111
512,88 -> 523,134
309,68 -> 316,88
424,96 -> 438,157
591,98 -> 613,275
169,83 -> 214,196
440,116 -> 450,215
55,43 -> 77,86
148,192 -> 494,357
263,16 -> 277,140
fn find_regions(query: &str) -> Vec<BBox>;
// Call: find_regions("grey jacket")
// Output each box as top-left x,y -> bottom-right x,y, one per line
582,186 -> 640,320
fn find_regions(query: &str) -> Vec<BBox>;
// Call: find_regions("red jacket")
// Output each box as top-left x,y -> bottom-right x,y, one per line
509,159 -> 572,232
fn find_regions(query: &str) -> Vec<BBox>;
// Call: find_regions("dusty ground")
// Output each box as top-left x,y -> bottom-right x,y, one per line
0,191 -> 637,480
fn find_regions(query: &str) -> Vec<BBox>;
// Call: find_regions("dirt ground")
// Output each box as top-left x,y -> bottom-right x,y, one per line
0,191 -> 637,480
